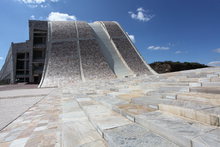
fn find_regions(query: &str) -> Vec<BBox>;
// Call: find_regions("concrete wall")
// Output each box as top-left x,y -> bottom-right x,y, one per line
0,45 -> 13,84
0,42 -> 30,84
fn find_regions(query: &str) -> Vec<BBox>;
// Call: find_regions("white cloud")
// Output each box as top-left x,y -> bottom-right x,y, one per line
47,12 -> 77,21
129,7 -> 154,22
208,61 -> 220,66
18,0 -> 58,7
19,0 -> 46,4
147,46 -> 170,50
30,15 -> 36,20
0,57 -> 3,61
175,50 -> 188,54
127,32 -> 135,43
129,35 -> 135,43
213,48 -> 220,53
30,15 -> 44,20
175,51 -> 182,54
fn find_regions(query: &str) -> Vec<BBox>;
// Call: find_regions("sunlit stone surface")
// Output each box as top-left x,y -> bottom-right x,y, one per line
0,67 -> 220,146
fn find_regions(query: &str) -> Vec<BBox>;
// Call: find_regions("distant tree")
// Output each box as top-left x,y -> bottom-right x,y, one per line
150,61 -> 208,73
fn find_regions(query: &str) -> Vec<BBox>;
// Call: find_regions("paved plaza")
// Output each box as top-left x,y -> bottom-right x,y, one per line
0,67 -> 220,146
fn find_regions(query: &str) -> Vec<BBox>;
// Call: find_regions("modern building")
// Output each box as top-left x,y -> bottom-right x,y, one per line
0,20 -> 156,87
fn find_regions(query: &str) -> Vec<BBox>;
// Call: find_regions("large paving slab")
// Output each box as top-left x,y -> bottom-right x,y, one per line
177,92 -> 220,105
159,101 -> 220,126
0,88 -> 54,98
0,96 -> 44,131
103,123 -> 178,147
0,67 -> 220,146
136,111 -> 217,147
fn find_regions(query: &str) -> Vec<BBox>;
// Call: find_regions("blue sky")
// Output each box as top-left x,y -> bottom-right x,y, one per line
0,0 -> 220,68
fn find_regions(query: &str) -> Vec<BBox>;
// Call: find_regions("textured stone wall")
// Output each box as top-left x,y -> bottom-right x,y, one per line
42,41 -> 80,87
76,21 -> 96,39
113,38 -> 152,75
51,21 -> 77,40
40,21 -> 115,87
38,20 -> 155,87
80,40 -> 115,80
40,21 -> 81,87
102,21 -> 124,37
102,21 -> 154,75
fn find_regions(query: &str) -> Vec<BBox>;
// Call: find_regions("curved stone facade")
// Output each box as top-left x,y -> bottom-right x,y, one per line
38,21 -> 155,87
102,21 -> 155,75
80,40 -> 115,80
40,21 -> 81,87
0,20 -> 156,86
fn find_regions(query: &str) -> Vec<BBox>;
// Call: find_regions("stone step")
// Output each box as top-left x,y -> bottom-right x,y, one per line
207,74 -> 219,78
202,82 -> 220,87
210,77 -> 220,82
158,86 -> 190,93
136,111 -> 219,147
147,92 -> 178,100
141,81 -> 191,88
177,92 -> 220,105
158,100 -> 220,126
177,77 -> 209,83
190,87 -> 220,94
189,82 -> 202,87
93,96 -> 129,109
60,95 -> 107,147
103,123 -> 178,147
75,97 -> 132,137
92,96 -> 154,122
131,96 -> 173,110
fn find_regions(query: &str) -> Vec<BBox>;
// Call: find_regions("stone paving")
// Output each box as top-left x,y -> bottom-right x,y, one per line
0,67 -> 220,147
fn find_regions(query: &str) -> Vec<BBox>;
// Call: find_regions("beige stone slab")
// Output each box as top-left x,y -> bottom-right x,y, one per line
60,110 -> 88,123
192,128 -> 220,147
62,121 -> 103,147
0,88 -> 55,99
202,82 -> 220,87
190,87 -> 220,94
82,105 -> 114,117
91,115 -> 132,132
159,103 -> 220,126
136,111 -> 216,147
177,92 -> 220,105
80,140 -> 107,147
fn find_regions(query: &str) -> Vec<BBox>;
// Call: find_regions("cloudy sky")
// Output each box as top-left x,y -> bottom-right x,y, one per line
0,0 -> 220,68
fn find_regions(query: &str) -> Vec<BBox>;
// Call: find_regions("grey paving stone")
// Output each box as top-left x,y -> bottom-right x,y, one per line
103,123 -> 178,147
192,128 -> 220,147
136,111 -> 215,147
190,87 -> 220,94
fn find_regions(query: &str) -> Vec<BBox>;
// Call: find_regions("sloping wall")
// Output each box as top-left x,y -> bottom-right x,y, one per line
102,21 -> 156,75
39,21 -> 156,87
39,21 -> 81,87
